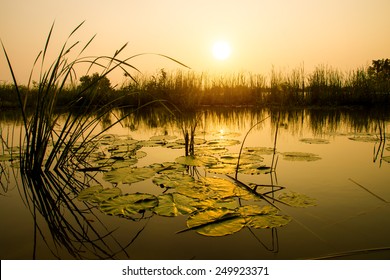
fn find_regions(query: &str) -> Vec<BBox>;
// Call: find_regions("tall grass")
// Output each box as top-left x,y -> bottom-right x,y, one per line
1,22 -> 187,173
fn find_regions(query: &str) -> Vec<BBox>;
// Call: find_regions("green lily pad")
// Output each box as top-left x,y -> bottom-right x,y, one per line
186,208 -> 246,237
175,155 -> 204,166
103,166 -> 156,184
382,156 -> 390,163
238,163 -> 271,175
166,143 -> 186,149
299,138 -> 330,144
211,131 -> 241,138
175,181 -> 218,200
238,205 -> 278,217
78,187 -> 122,204
0,154 -> 15,162
248,213 -> 292,229
207,139 -> 241,146
150,135 -> 177,141
99,193 -> 158,217
153,193 -> 198,217
244,147 -> 275,155
348,135 -> 378,142
77,185 -> 103,201
206,163 -> 236,174
202,177 -> 237,198
138,140 -> 166,147
175,155 -> 218,167
220,153 -> 264,165
152,173 -> 195,188
277,191 -> 317,207
195,146 -> 228,155
282,152 -> 321,161
175,138 -> 207,145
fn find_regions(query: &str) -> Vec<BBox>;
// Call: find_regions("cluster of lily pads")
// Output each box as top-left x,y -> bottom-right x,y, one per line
74,133 -> 320,236
78,165 -> 317,236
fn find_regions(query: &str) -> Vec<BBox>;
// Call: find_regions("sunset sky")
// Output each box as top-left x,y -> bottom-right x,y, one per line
1,0 -> 389,85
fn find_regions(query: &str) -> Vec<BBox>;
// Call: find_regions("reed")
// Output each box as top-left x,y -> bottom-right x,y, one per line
2,22 -> 187,173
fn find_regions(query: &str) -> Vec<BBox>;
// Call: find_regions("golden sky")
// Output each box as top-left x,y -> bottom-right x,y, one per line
1,0 -> 389,85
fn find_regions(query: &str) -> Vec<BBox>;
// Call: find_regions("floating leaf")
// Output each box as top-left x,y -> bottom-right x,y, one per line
238,163 -> 271,175
207,139 -> 240,146
175,138 -> 206,145
282,152 -> 321,161
206,163 -> 236,174
348,135 -> 378,142
382,156 -> 390,163
238,205 -> 278,217
103,166 -> 156,184
248,213 -> 292,229
77,185 -> 103,201
277,192 -> 317,207
166,143 -> 185,149
77,186 -> 122,203
202,177 -> 237,198
186,208 -> 246,237
195,146 -> 228,155
99,193 -> 158,217
138,140 -> 166,147
175,155 -> 218,167
153,193 -> 198,217
175,181 -> 217,199
150,135 -> 177,141
299,138 -> 330,144
220,153 -> 264,165
152,173 -> 195,188
211,131 -> 241,138
175,155 -> 204,166
244,147 -> 275,155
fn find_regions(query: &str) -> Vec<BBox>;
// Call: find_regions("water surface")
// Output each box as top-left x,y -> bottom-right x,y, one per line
1,107 -> 389,259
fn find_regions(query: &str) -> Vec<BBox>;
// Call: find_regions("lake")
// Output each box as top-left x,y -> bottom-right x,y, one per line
1,106 -> 390,259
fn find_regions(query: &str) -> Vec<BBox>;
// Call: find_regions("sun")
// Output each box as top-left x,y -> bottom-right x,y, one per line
212,41 -> 231,60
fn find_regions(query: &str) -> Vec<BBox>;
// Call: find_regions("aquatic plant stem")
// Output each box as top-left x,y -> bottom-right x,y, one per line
235,116 -> 270,179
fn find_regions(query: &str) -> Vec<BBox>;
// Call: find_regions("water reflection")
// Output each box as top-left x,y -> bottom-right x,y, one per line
1,106 -> 390,259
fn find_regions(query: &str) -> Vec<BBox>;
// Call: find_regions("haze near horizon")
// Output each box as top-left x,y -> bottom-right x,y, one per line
1,0 -> 389,85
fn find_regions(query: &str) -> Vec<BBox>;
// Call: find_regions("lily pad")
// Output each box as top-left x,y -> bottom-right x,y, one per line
220,153 -> 264,165
207,139 -> 241,147
186,208 -> 246,237
248,213 -> 292,229
348,135 -> 379,142
103,166 -> 156,184
195,146 -> 228,155
202,177 -> 237,198
282,152 -> 321,161
175,155 -> 204,166
206,163 -> 236,174
153,193 -> 198,217
299,138 -> 330,144
175,138 -> 207,145
77,185 -> 103,201
382,156 -> 390,163
175,155 -> 218,167
238,163 -> 271,175
175,181 -> 218,200
138,140 -> 166,147
244,147 -> 275,155
78,187 -> 122,204
277,191 -> 317,207
99,193 -> 158,217
152,173 -> 195,188
150,135 -> 177,141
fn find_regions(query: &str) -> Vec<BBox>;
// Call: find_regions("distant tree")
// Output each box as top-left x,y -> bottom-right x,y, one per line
79,73 -> 112,93
368,59 -> 390,80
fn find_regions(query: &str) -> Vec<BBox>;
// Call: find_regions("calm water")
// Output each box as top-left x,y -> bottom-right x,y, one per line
1,107 -> 390,259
